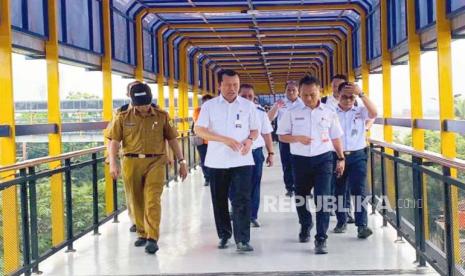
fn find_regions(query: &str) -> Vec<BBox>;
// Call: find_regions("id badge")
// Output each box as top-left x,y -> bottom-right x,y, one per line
351,128 -> 358,137
235,120 -> 242,128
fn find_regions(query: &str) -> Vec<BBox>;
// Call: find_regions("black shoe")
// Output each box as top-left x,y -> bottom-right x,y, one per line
145,239 -> 159,254
314,239 -> 328,254
251,219 -> 260,228
129,224 -> 137,233
134,237 -> 147,247
204,180 -> 209,186
236,242 -> 254,252
218,238 -> 229,249
285,190 -> 294,197
347,215 -> 355,224
333,223 -> 347,233
357,226 -> 373,239
299,226 -> 310,243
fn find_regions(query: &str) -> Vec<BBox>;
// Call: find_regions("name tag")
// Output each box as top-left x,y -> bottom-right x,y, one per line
124,122 -> 136,127
235,120 -> 242,128
294,117 -> 305,121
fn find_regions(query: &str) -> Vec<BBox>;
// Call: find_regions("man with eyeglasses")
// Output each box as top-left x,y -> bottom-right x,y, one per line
333,82 -> 377,239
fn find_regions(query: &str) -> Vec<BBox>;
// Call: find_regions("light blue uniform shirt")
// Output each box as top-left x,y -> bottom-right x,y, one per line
336,105 -> 373,151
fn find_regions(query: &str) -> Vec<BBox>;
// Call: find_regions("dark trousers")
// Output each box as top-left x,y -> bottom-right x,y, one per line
331,152 -> 352,213
251,148 -> 265,220
292,152 -> 333,241
335,149 -> 368,227
196,144 -> 209,182
210,166 -> 253,243
279,142 -> 294,192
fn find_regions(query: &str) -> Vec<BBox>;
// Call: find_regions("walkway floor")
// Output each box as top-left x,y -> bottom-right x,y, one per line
40,147 -> 438,276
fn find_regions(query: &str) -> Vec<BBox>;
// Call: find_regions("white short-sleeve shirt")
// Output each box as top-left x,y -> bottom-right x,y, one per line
196,94 -> 259,168
272,97 -> 305,122
253,105 -> 273,150
336,105 -> 373,151
276,103 -> 343,157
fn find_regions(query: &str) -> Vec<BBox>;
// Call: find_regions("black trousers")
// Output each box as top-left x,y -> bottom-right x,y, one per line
210,166 -> 253,243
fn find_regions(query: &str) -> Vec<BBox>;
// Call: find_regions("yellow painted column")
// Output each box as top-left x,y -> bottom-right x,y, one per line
0,0 -> 20,272
157,27 -> 168,110
102,0 -> 115,215
381,0 -> 395,205
436,0 -> 460,264
168,36 -> 176,118
193,54 -> 200,109
209,67 -> 214,95
347,32 -> 355,82
135,11 -> 147,81
406,0 -> 428,238
46,0 -> 65,246
179,41 -> 189,132
325,54 -> 331,94
360,13 -> 370,97
202,58 -> 208,95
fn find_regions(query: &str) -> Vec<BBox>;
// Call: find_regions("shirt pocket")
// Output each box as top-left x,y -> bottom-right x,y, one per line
291,119 -> 307,135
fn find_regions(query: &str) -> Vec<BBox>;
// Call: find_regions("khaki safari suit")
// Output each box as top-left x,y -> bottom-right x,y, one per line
106,105 -> 178,240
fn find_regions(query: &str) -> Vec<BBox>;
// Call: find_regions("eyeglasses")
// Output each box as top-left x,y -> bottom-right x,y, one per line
340,95 -> 355,101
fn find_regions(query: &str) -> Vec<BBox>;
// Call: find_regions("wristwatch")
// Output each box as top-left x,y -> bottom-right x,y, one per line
247,137 -> 254,141
268,152 -> 275,156
178,159 -> 187,165
337,157 -> 345,161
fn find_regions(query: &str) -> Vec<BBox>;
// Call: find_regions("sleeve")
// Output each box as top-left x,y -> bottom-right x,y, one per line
249,105 -> 259,131
106,114 -> 124,142
276,110 -> 292,135
361,106 -> 374,120
195,103 -> 210,128
329,113 -> 344,139
163,114 -> 179,140
261,111 -> 273,134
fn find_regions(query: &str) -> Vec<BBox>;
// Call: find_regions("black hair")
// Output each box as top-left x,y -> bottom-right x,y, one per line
218,69 -> 239,83
239,83 -> 254,91
299,75 -> 321,88
331,74 -> 348,82
285,80 -> 298,90
201,94 -> 213,102
338,81 -> 351,92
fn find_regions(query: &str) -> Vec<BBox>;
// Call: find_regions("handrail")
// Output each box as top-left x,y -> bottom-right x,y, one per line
369,138 -> 465,170
0,146 -> 106,174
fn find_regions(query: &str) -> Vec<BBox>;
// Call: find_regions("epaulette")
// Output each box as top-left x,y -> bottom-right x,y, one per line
256,106 -> 266,112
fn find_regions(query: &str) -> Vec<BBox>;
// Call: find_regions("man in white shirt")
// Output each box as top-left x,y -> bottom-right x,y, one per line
237,84 -> 274,228
268,81 -> 304,197
277,75 -> 345,254
333,82 -> 377,239
194,70 -> 259,252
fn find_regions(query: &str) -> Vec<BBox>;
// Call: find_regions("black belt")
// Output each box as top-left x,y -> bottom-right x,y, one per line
124,153 -> 162,158
343,148 -> 366,156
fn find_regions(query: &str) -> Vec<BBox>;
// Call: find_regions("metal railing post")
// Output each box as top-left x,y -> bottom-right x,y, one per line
412,156 -> 426,267
370,143 -> 376,215
64,158 -> 76,252
393,151 -> 404,243
28,167 -> 41,273
92,153 -> 100,235
443,166 -> 456,275
19,168 -> 31,276
112,179 -> 119,223
380,147 -> 387,227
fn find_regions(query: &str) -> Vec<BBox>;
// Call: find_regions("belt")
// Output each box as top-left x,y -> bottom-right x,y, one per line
124,153 -> 162,158
343,148 -> 366,156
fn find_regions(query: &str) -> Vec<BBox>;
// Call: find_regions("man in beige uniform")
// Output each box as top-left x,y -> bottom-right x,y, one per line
106,82 -> 187,254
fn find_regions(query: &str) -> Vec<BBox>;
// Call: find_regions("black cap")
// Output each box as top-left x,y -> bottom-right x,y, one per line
129,82 -> 152,106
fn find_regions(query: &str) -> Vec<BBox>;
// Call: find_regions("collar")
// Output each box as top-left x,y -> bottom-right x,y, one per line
336,104 -> 357,113
132,105 -> 157,117
302,100 -> 324,111
285,97 -> 301,105
219,94 -> 240,104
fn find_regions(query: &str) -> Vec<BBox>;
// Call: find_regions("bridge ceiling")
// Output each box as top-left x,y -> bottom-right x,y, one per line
114,0 -> 377,92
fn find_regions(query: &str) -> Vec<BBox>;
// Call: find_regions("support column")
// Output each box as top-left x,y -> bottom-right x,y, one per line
360,13 -> 370,96
157,26 -> 168,110
102,0 -> 115,215
135,11 -> 147,81
0,0 -> 20,272
407,0 -> 429,238
436,0 -> 461,267
193,54 -> 200,109
46,0 -> 65,246
168,36 -> 176,118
